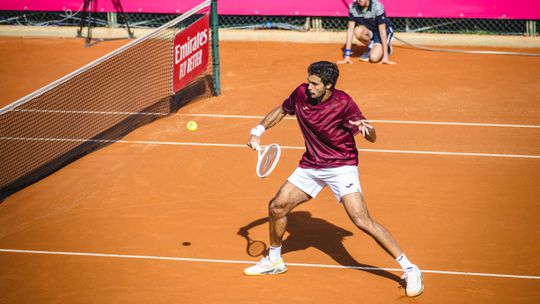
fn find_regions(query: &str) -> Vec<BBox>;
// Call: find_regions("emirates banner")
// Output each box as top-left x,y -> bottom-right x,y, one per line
172,14 -> 210,94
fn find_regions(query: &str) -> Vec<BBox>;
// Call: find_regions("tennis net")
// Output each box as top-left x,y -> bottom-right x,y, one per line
0,0 -> 219,200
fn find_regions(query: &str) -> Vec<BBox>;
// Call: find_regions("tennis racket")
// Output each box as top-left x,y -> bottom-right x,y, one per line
254,143 -> 281,178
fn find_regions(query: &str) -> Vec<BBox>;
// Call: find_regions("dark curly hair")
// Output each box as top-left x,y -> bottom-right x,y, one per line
307,61 -> 339,89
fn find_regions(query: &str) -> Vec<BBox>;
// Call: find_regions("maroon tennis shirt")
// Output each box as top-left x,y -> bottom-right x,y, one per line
282,83 -> 366,169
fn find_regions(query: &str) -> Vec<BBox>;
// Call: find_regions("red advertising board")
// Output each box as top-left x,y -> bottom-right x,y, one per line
172,15 -> 210,94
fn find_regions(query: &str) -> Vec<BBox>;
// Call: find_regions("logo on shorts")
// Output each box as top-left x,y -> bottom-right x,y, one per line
346,183 -> 354,188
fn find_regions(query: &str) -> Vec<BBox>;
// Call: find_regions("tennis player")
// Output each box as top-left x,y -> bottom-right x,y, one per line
337,0 -> 395,64
245,61 -> 423,297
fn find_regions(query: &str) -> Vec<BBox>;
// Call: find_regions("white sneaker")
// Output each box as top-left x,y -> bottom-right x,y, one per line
402,265 -> 424,297
243,256 -> 287,276
359,48 -> 371,62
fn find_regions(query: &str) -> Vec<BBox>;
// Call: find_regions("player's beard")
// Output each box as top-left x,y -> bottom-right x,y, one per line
308,87 -> 325,102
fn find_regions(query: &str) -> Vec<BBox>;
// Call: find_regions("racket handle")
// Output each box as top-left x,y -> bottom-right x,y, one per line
254,143 -> 261,152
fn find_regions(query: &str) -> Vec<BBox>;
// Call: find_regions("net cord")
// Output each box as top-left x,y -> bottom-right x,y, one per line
0,0 -> 212,115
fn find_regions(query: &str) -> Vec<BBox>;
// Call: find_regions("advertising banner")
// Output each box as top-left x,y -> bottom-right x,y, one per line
1,0 -> 538,20
172,14 -> 210,94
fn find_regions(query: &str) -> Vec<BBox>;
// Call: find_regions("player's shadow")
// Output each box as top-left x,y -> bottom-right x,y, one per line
238,211 -> 404,285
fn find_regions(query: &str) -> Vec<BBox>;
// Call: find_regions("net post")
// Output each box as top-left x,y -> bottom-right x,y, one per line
107,12 -> 118,28
526,20 -> 536,37
210,0 -> 221,96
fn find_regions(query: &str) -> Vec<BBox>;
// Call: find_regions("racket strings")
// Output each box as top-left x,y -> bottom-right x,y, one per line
258,146 -> 278,176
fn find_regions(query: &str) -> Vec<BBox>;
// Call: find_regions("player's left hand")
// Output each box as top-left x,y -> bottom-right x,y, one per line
379,56 -> 396,65
349,119 -> 373,136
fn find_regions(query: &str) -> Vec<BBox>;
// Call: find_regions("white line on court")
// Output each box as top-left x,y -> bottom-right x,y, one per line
0,249 -> 538,280
10,109 -> 540,128
1,137 -> 539,159
176,113 -> 540,129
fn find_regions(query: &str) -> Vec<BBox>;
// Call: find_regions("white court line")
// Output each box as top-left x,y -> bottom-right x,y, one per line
1,137 -> 539,159
176,113 -> 540,129
10,109 -> 540,128
0,249 -> 538,280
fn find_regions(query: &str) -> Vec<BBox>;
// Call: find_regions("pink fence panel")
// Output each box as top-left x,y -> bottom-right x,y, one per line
0,0 -> 539,19
385,0 -> 540,19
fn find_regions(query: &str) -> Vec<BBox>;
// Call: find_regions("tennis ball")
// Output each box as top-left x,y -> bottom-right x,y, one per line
186,120 -> 198,131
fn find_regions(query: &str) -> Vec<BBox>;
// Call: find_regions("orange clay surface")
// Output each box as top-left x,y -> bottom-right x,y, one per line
0,37 -> 540,303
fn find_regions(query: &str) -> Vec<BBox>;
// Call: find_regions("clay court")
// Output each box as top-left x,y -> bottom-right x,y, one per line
0,36 -> 539,303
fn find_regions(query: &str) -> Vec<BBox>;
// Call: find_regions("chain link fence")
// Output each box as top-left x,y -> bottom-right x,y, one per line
1,11 -> 538,36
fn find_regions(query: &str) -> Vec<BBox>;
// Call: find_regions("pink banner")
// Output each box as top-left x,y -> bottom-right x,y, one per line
1,0 -> 539,19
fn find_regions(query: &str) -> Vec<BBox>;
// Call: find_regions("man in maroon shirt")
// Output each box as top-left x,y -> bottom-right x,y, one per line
244,61 -> 423,297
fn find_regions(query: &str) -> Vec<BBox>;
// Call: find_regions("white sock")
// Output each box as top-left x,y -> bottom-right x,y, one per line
269,246 -> 281,262
396,253 -> 414,271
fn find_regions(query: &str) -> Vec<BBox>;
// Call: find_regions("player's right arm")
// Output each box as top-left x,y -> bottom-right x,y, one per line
247,106 -> 287,150
260,105 -> 287,130
337,21 -> 356,65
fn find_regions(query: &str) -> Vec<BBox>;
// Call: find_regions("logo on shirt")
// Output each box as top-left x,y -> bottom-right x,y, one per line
346,183 -> 354,188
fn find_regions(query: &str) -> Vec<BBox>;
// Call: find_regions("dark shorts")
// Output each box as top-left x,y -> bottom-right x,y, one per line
372,26 -> 394,45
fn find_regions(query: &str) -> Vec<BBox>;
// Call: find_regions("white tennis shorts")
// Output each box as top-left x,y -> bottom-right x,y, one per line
287,165 -> 362,203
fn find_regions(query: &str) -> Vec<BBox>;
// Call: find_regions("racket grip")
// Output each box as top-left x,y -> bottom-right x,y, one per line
254,143 -> 261,152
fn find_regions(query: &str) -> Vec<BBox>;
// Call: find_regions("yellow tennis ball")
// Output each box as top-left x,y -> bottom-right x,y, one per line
186,120 -> 198,131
